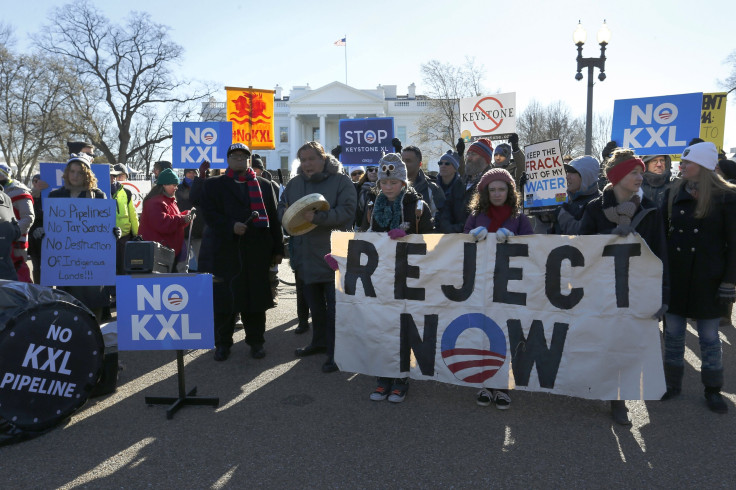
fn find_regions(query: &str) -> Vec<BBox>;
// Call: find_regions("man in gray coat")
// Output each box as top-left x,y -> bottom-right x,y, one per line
278,141 -> 357,373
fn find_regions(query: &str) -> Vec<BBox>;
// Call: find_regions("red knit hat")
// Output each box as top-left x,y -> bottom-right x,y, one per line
478,168 -> 515,191
466,138 -> 494,165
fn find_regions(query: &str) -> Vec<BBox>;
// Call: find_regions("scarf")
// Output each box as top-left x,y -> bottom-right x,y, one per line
685,180 -> 699,199
372,189 -> 406,230
225,167 -> 269,228
601,186 -> 640,226
485,204 -> 512,232
643,171 -> 669,188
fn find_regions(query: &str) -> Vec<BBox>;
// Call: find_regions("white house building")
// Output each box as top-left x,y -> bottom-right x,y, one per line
200,81 -> 449,174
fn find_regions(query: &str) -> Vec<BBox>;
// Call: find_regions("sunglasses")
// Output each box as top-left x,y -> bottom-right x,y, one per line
439,161 -> 455,166
366,167 -> 378,172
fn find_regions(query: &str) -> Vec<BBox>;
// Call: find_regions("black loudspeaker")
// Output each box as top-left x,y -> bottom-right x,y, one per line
124,241 -> 175,274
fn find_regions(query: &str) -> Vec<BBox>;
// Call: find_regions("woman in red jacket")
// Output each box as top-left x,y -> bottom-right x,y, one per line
139,168 -> 192,264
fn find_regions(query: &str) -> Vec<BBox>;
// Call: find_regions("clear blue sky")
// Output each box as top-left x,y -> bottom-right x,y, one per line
4,0 -> 736,152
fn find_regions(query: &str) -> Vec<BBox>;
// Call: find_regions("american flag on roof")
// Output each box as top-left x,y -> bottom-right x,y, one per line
334,37 -> 346,46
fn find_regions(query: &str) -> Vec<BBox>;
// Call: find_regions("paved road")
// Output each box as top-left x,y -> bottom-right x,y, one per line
1,264 -> 735,488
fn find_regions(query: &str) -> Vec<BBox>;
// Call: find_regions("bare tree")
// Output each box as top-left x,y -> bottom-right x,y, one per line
416,58 -> 485,149
34,0 -> 211,165
0,37 -> 75,183
719,49 -> 736,94
517,99 -> 585,157
591,112 -> 613,161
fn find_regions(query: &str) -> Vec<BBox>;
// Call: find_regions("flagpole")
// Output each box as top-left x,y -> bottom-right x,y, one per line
344,34 -> 348,85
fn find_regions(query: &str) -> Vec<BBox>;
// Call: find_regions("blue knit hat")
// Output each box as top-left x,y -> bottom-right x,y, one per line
439,150 -> 459,170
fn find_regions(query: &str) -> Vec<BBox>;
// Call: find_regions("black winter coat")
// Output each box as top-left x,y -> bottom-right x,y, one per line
437,166 -> 492,233
662,183 -> 736,319
200,174 -> 284,314
580,187 -> 670,306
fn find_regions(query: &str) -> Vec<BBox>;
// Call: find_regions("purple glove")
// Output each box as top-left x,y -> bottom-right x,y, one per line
324,253 -> 338,271
388,228 -> 407,240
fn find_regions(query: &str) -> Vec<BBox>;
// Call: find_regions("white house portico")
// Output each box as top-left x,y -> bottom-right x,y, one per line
201,81 -> 447,174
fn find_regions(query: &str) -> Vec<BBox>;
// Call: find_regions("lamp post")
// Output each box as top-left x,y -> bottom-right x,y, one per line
574,20 -> 611,155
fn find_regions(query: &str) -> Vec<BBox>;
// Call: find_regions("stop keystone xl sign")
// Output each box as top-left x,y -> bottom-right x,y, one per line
459,92 -> 517,141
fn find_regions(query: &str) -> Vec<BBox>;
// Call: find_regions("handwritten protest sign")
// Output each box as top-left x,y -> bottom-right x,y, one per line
116,274 -> 215,351
700,92 -> 727,153
459,92 -> 516,142
172,122 -> 232,170
41,198 -> 116,286
39,163 -> 111,199
522,139 -> 566,214
611,92 -> 702,156
339,117 -> 395,166
331,232 -> 666,401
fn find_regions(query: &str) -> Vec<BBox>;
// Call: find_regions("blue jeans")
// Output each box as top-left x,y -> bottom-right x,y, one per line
664,313 -> 722,371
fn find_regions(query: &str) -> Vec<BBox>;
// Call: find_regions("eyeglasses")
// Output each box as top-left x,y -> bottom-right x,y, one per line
439,161 -> 455,166
229,154 -> 249,161
366,167 -> 378,172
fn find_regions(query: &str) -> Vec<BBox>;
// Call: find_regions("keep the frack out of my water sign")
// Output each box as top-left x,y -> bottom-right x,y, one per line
611,93 -> 702,155
116,274 -> 215,351
172,122 -> 232,169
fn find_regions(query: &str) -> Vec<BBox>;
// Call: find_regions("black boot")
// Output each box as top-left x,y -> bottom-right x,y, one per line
702,369 -> 728,414
610,400 -> 631,425
661,363 -> 684,400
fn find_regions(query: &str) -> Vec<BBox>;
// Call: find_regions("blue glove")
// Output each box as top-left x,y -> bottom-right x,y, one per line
469,226 -> 488,242
496,228 -> 515,243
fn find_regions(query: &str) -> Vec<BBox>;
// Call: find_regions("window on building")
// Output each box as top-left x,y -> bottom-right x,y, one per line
281,156 -> 289,171
312,128 -> 320,141
397,126 -> 407,144
280,127 -> 288,143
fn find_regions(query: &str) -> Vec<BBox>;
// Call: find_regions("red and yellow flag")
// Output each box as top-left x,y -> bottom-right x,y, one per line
225,86 -> 275,150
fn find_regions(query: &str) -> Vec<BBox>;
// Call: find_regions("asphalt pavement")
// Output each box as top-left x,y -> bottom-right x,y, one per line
1,262 -> 735,489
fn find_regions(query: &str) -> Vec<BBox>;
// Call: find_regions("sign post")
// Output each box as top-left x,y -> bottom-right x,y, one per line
116,273 -> 218,419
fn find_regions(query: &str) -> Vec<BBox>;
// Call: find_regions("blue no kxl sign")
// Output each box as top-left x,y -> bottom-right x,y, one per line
172,122 -> 232,169
611,93 -> 702,155
116,274 -> 215,351
338,117 -> 395,166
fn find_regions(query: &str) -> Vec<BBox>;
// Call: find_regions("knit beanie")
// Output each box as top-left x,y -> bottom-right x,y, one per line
0,163 -> 13,182
377,153 -> 407,184
466,138 -> 494,165
681,141 -> 718,171
251,154 -> 265,170
156,168 -> 179,186
478,168 -> 515,191
494,143 -> 512,160
67,153 -> 93,169
439,150 -> 459,170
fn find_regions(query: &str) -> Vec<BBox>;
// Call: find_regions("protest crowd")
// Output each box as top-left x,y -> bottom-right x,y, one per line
1,125 -> 736,429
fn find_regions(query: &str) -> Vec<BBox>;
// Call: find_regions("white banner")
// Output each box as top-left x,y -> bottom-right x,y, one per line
332,232 -> 666,400
459,92 -> 516,141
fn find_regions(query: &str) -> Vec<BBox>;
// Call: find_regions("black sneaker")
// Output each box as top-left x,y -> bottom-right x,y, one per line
370,378 -> 392,401
705,391 -> 728,414
492,389 -> 511,410
388,381 -> 409,403
476,389 -> 492,407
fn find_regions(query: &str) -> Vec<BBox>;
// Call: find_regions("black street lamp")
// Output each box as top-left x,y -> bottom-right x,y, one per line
574,20 -> 611,155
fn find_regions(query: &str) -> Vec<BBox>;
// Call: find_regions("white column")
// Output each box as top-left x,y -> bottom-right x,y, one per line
290,115 -> 298,163
319,114 -> 326,148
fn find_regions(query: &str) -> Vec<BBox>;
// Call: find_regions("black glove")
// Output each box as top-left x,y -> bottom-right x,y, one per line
32,227 -> 45,240
331,145 -> 342,159
652,304 -> 668,321
602,141 -> 618,161
611,224 -> 632,237
508,133 -> 520,153
198,159 -> 210,179
456,138 -> 466,156
113,227 -> 122,239
519,171 -> 529,188
717,283 -> 736,306
560,201 -> 573,214
132,235 -> 144,241
391,138 -> 402,154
